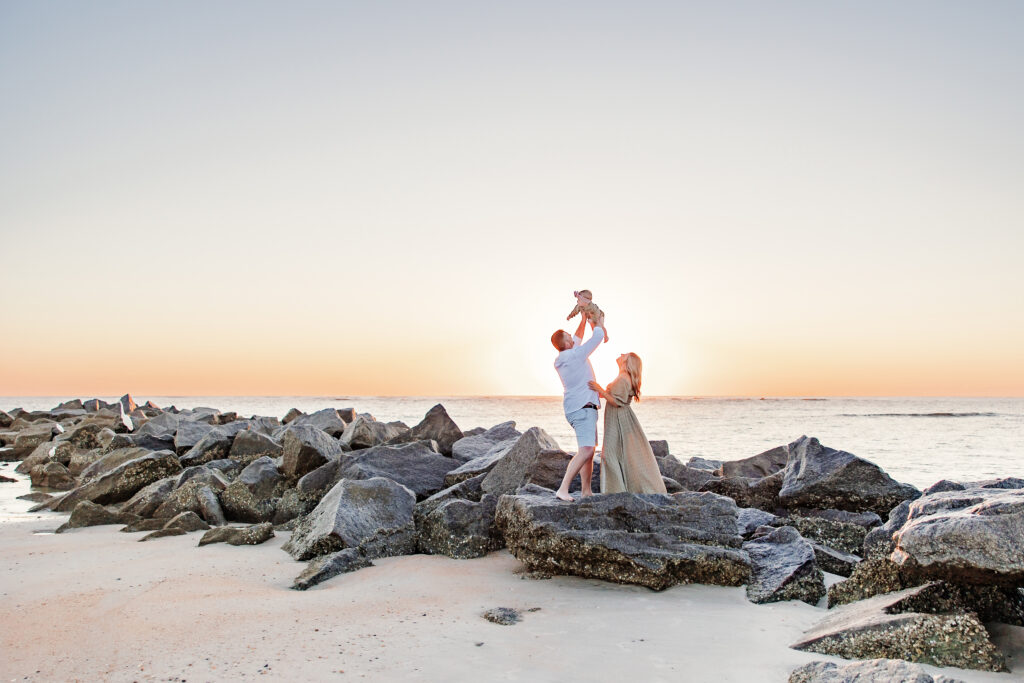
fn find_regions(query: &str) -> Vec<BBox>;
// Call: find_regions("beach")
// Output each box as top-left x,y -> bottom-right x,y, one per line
1,472 -> 1021,683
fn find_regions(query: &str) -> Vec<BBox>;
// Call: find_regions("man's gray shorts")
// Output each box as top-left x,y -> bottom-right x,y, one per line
565,407 -> 598,449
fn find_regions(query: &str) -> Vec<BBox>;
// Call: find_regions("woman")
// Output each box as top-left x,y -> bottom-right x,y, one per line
588,353 -> 667,494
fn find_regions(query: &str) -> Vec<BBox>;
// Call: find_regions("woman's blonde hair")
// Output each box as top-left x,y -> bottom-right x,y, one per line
623,353 -> 643,401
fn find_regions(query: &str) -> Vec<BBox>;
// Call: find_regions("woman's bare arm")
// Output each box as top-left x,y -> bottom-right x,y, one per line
588,381 -> 621,407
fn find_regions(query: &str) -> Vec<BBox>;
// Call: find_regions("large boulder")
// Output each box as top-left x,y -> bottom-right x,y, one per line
281,425 -> 344,479
700,471 -> 782,512
134,413 -> 182,440
282,477 -> 416,561
55,501 -> 140,533
863,499 -> 913,560
120,476 -> 178,518
480,428 -> 564,496
451,421 -> 521,463
29,461 -> 76,490
719,445 -> 788,479
337,442 -> 456,501
340,415 -> 408,450
415,476 -> 501,559
290,408 -> 349,438
743,526 -> 825,605
80,446 -> 153,481
61,421 -> 115,450
173,421 -> 215,455
442,440 -> 515,487
496,486 -> 751,590
52,451 -> 182,512
237,456 -> 284,500
179,428 -> 235,467
791,582 -> 1007,672
890,487 -> 1024,585
219,480 -> 277,523
12,423 -> 57,458
789,659 -> 965,683
777,512 -> 869,556
228,430 -> 283,466
779,436 -> 920,517
657,457 -> 717,491
385,404 -> 464,456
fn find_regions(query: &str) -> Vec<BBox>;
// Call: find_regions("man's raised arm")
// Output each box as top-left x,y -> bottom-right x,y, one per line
571,314 -> 588,347
578,315 -> 605,357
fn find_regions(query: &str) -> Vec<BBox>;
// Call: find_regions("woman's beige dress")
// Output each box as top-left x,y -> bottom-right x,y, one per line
600,373 -> 668,494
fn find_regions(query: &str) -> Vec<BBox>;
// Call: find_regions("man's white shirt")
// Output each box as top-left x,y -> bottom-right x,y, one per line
554,326 -> 604,415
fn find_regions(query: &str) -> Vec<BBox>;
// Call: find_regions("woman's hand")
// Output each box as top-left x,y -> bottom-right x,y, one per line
587,381 -> 602,392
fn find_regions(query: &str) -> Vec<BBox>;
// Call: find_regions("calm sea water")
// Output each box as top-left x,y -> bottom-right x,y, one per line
3,396 -> 1023,491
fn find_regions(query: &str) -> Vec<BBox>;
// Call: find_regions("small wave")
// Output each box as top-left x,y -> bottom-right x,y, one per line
839,412 -> 1001,418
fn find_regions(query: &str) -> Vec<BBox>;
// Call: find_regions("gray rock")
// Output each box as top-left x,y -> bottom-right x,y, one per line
55,501 -> 140,533
496,485 -> 751,590
163,510 -> 210,532
30,461 -> 76,490
863,499 -> 913,560
451,421 -> 521,463
743,525 -> 825,605
789,659 -> 965,683
340,415 -> 408,450
648,440 -> 669,458
416,493 -> 502,559
810,541 -> 861,578
237,456 -> 283,500
778,513 -> 868,556
196,485 -> 227,526
737,507 -> 783,537
686,456 -> 724,472
139,527 -> 187,541
385,404 -> 464,456
219,480 -> 277,523
443,441 -> 516,487
792,582 -> 1007,672
719,445 -> 788,479
61,421 -> 116,450
482,607 -> 521,625
281,425 -> 344,479
228,430 -> 283,465
480,428 -> 564,496
281,477 -> 416,561
198,523 -> 274,547
290,408 -> 349,438
120,476 -> 178,518
173,421 -> 214,455
134,412 -> 182,440
80,446 -> 153,481
204,458 -> 243,480
175,466 -> 229,492
338,442 -> 458,501
52,450 -> 182,512
296,459 -> 343,495
658,457 -> 718,491
779,436 -> 921,517
890,487 -> 1024,585
154,479 -> 217,520
291,547 -> 373,590
179,428 -> 234,467
282,408 -> 303,424
272,488 -> 320,525
12,423 -> 58,458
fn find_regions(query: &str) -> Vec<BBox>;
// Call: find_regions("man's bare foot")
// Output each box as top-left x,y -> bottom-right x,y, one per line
581,490 -> 594,498
555,490 -> 574,502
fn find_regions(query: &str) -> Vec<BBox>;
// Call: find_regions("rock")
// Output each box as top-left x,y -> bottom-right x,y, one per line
778,514 -> 868,556
196,485 -> 227,526
198,523 -> 274,547
827,558 -> 918,608
66,450 -> 102,477
791,508 -> 883,528
743,526 -> 825,605
737,508 -> 783,538
0,409 -> 12,428
791,582 -> 1007,672
119,394 -> 138,414
204,458 -> 243,480
237,456 -> 284,500
154,479 -> 218,520
83,399 -> 108,412
134,413 -> 182,440
338,442 -> 457,501
890,487 -> 1024,585
480,428 -> 564,496
52,451 -> 182,512
80,446 -> 153,481
228,430 -> 283,466
416,492 -> 502,559
700,470 -> 783,512
443,441 -> 516,487
451,421 -> 521,463
220,480 -> 277,523
281,477 -> 416,561
281,425 -> 344,479
686,456 -> 724,471
340,415 -> 408,450
12,423 -> 57,458
658,457 -> 718,490
121,518 -> 167,533
482,608 -> 521,625
62,421 -> 115,450
55,501 -> 139,533
282,408 -> 303,424
648,440 -> 669,458
139,527 -> 186,541
779,436 -> 921,517
662,476 -> 683,493
17,492 -> 54,504
862,500 -> 913,560
290,408 -> 349,437
719,445 -> 788,479
291,547 -> 373,590
385,404 -> 464,456
810,541 -> 861,578
29,461 -> 76,490
120,476 -> 178,518
296,459 -> 343,496
272,488 -> 320,525
163,510 -> 210,532
173,421 -> 215,455
496,485 -> 751,590
788,659 -> 965,683
0,474 -> 16,483
179,428 -> 234,467
175,466 -> 229,492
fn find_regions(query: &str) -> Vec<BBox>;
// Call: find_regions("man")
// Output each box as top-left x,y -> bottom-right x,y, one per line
551,311 -> 606,501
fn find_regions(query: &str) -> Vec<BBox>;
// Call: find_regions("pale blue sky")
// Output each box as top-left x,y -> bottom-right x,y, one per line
1,1 -> 1022,396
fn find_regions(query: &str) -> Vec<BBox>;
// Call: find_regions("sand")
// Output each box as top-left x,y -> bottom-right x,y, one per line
1,478 -> 1022,682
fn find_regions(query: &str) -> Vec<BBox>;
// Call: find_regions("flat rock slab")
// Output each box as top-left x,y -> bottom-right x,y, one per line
291,547 -> 373,590
496,485 -> 750,590
789,658 -> 965,683
744,526 -> 825,605
792,583 -> 1007,672
199,523 -> 275,547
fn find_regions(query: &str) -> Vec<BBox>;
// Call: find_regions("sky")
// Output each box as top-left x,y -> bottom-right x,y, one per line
1,1 -> 1022,397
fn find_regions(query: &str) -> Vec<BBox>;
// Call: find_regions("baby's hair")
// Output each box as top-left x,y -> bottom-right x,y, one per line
575,289 -> 593,299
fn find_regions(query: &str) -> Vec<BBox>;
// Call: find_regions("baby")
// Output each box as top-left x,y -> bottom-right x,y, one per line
566,289 -> 609,342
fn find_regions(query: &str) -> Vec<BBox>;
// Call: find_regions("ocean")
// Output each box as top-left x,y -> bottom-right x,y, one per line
3,396 -> 1023,491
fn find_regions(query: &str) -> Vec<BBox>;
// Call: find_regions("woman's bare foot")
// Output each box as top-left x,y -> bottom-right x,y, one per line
581,491 -> 595,498
555,490 -> 574,502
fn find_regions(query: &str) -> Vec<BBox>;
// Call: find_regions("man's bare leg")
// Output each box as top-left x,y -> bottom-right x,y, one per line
555,446 -> 595,501
580,453 -> 594,497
